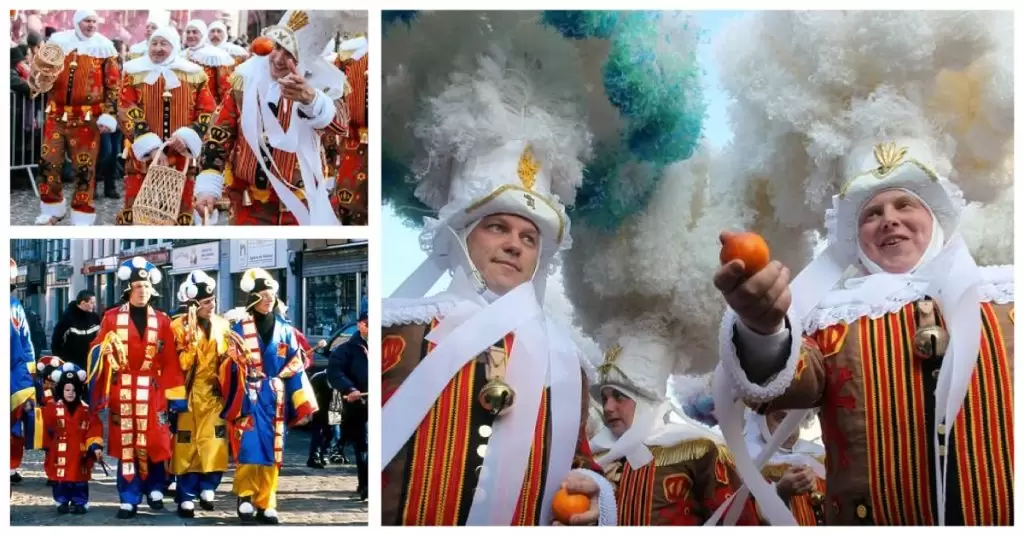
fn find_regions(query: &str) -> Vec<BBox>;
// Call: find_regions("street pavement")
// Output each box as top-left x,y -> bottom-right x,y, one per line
9,430 -> 367,526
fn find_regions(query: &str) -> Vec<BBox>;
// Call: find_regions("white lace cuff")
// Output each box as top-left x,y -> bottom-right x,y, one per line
570,468 -> 618,526
195,170 -> 225,199
96,113 -> 117,132
718,308 -> 803,404
171,127 -> 202,158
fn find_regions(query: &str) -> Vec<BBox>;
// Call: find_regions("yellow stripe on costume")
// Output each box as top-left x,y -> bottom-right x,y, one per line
86,343 -> 104,383
11,387 -> 35,409
27,361 -> 36,374
34,409 -> 45,447
291,382 -> 311,411
165,385 -> 187,401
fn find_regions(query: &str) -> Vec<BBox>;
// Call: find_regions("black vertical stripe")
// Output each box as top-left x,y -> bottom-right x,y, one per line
899,309 -> 927,524
866,318 -> 887,523
881,316 -> 908,524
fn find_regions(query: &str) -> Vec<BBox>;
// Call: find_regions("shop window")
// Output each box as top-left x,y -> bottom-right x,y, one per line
304,273 -> 358,339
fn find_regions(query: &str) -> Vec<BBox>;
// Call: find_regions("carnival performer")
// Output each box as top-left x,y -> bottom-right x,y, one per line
208,20 -> 249,62
116,25 -> 217,226
181,19 -> 234,104
35,356 -> 67,487
10,259 -> 37,485
33,10 -> 120,226
170,270 -> 231,518
326,36 -> 368,225
127,13 -> 164,60
220,268 -> 317,524
381,12 -> 620,526
743,410 -> 826,525
709,12 -> 1013,526
588,336 -> 761,526
41,363 -> 104,515
193,10 -> 350,226
87,257 -> 186,519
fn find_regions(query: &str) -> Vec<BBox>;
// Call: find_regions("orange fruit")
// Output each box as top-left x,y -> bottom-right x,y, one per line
252,36 -> 275,57
720,231 -> 771,276
551,487 -> 590,524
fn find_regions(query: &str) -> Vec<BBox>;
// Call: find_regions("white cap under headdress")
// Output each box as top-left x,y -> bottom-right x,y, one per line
49,10 -> 116,59
708,11 -> 1013,526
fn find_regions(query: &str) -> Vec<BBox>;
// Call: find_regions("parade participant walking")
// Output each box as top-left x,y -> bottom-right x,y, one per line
87,257 -> 187,519
326,36 -> 367,225
41,363 -> 104,515
51,290 -> 101,370
220,268 -> 318,524
170,270 -> 231,518
208,21 -> 249,62
10,259 -> 37,485
181,19 -> 234,104
115,25 -> 217,226
33,10 -> 120,226
327,310 -> 368,501
193,10 -> 351,225
589,337 -> 761,526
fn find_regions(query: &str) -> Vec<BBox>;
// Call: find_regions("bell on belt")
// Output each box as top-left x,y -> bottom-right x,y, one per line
478,379 -> 515,417
914,325 -> 949,360
810,492 -> 824,507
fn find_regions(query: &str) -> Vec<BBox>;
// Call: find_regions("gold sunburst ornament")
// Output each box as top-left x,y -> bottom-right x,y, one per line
596,344 -> 624,378
518,145 -> 540,191
286,11 -> 310,32
873,142 -> 909,175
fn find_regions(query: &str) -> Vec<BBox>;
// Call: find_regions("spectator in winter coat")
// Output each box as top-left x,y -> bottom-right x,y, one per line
50,291 -> 101,369
327,312 -> 368,500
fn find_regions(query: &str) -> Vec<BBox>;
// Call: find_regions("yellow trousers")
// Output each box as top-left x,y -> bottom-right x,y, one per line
233,464 -> 279,510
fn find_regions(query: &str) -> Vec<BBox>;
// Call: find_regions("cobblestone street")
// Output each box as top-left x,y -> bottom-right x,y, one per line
10,430 -> 367,526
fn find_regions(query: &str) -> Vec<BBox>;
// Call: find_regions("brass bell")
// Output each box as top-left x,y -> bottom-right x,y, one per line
478,379 -> 515,417
914,325 -> 949,360
810,492 -> 824,507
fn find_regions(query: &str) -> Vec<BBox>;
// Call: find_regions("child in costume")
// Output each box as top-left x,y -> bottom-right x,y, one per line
42,363 -> 104,514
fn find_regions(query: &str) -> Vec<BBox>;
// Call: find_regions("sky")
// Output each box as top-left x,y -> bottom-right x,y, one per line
383,11 -> 744,294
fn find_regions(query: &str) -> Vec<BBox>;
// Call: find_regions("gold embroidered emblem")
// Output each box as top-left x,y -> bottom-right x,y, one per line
286,11 -> 310,31
518,145 -> 539,191
873,142 -> 908,175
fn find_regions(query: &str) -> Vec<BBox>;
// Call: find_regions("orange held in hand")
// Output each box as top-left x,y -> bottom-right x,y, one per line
720,231 -> 771,276
252,36 -> 275,56
551,487 -> 590,524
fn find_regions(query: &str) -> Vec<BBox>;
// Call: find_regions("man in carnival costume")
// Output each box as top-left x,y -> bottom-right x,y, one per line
193,10 -> 351,225
589,331 -> 761,526
88,257 -> 187,518
708,12 -> 1013,526
33,9 -> 120,225
127,13 -> 165,60
208,20 -> 249,62
744,410 -> 826,525
181,19 -> 235,104
116,25 -> 217,225
380,11 -> 618,526
220,268 -> 318,524
10,259 -> 37,485
170,270 -> 232,518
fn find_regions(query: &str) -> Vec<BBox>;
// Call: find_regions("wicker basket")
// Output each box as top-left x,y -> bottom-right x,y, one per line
132,145 -> 189,225
32,42 -> 65,76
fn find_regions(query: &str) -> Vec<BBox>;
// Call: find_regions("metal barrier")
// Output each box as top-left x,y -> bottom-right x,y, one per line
10,91 -> 46,198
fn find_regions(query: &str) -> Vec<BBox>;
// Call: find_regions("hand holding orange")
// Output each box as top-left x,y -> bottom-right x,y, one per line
719,231 -> 771,276
551,487 -> 591,525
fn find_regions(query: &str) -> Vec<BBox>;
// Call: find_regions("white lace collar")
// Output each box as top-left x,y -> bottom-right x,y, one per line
804,264 -> 1013,333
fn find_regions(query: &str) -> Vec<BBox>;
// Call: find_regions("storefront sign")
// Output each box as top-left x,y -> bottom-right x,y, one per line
231,240 -> 278,272
81,255 -> 118,275
172,242 -> 220,272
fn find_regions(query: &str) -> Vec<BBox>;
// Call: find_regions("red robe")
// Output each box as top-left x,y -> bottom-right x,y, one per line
42,400 -> 104,483
87,305 -> 186,476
